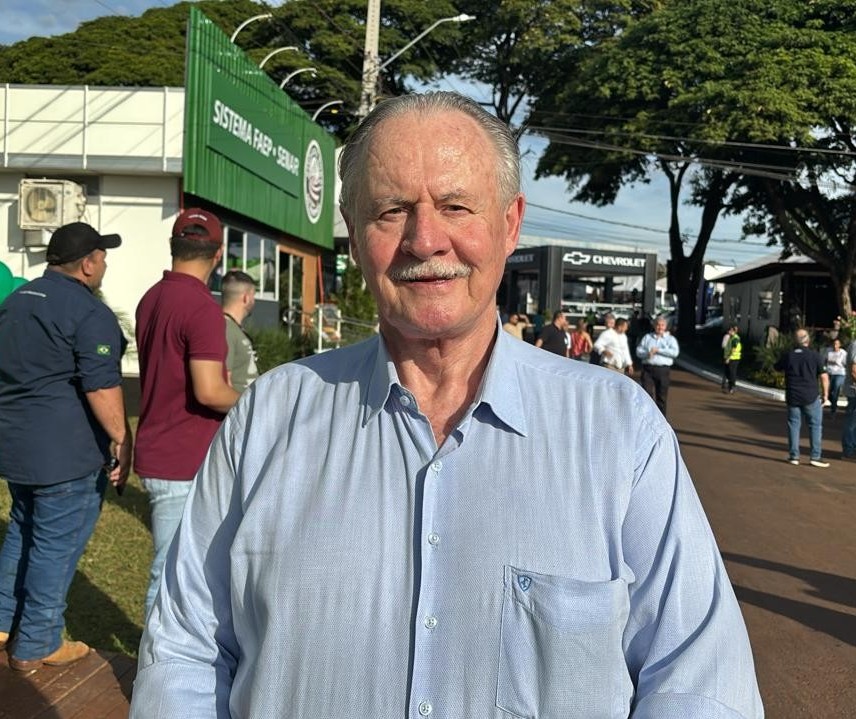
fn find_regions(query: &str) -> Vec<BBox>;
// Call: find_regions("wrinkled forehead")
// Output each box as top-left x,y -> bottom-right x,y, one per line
364,110 -> 498,182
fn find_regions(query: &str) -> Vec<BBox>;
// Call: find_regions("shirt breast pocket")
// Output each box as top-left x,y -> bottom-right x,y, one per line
496,566 -> 632,719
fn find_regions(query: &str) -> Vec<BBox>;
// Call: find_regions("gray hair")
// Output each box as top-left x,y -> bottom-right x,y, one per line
338,91 -> 520,219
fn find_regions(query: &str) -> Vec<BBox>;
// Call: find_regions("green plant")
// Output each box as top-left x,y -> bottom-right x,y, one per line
248,326 -> 314,373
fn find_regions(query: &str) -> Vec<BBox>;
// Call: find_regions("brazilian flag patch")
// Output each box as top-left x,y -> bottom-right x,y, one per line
96,344 -> 111,356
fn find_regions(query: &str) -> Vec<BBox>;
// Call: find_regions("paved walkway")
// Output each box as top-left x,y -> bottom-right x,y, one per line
667,368 -> 855,718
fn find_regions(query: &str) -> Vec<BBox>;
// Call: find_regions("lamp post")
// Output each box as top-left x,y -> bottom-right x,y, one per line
280,68 -> 317,88
313,100 -> 344,122
357,11 -> 476,119
230,13 -> 272,43
379,14 -> 475,71
259,46 -> 298,69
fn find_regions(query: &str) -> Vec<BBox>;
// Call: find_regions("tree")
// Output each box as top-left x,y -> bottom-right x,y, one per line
729,1 -> 856,318
533,0 -> 856,341
0,0 -> 466,141
442,0 -> 656,133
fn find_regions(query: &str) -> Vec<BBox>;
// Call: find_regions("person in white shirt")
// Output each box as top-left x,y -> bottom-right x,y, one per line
825,337 -> 847,414
593,317 -> 634,376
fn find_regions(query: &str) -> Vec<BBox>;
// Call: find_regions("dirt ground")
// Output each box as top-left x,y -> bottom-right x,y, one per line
667,369 -> 855,719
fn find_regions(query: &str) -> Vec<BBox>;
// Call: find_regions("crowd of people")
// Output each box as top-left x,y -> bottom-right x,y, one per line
512,309 -> 856,467
0,208 -> 260,672
513,309 -> 680,415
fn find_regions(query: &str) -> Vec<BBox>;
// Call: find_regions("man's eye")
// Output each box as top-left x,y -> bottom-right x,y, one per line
445,205 -> 470,213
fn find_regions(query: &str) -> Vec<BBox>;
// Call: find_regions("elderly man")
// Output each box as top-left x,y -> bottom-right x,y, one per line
775,328 -> 830,467
636,315 -> 680,415
130,92 -> 762,718
0,222 -> 131,671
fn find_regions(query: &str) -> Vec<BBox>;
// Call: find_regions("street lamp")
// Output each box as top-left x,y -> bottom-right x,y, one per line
379,14 -> 475,71
313,100 -> 344,122
357,12 -> 476,118
259,46 -> 298,69
280,68 -> 317,88
230,13 -> 272,43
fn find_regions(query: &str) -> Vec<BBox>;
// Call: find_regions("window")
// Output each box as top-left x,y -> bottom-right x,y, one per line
218,225 -> 280,300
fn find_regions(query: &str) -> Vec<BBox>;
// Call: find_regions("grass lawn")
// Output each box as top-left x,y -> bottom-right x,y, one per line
0,419 -> 151,658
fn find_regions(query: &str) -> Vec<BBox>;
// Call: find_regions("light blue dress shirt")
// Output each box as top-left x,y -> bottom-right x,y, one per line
636,331 -> 680,366
131,326 -> 762,719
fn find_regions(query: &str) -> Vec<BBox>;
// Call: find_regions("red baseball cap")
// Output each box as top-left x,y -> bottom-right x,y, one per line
171,207 -> 223,244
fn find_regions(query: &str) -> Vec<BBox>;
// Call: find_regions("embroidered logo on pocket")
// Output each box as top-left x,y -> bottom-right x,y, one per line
517,575 -> 532,591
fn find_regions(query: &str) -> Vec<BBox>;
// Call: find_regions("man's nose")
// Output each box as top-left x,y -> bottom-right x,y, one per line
402,207 -> 451,259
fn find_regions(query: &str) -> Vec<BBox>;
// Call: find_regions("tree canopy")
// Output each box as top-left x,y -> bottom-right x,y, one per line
0,0 -> 465,139
532,0 -> 856,337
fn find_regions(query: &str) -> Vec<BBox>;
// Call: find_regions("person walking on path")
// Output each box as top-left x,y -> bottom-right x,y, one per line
569,317 -> 593,361
0,222 -> 131,672
535,310 -> 569,356
131,90 -> 762,719
593,317 -> 634,376
134,208 -> 240,617
636,315 -> 680,415
590,312 -> 615,365
220,269 -> 259,393
841,336 -> 856,459
722,324 -> 742,394
774,328 -> 830,467
824,337 -> 847,415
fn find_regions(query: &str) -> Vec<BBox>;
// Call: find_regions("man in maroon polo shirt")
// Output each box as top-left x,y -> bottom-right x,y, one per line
134,208 -> 240,617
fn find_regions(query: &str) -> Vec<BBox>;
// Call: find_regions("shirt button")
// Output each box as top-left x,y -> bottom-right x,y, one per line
400,395 -> 411,407
418,701 -> 433,716
427,532 -> 440,546
424,615 -> 438,629
431,460 -> 442,472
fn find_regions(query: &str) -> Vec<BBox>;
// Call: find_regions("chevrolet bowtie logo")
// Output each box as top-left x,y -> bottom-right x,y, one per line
563,251 -> 591,265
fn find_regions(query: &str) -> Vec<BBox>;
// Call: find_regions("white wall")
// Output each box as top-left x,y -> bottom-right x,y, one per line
1,84 -> 186,375
1,171 -> 179,375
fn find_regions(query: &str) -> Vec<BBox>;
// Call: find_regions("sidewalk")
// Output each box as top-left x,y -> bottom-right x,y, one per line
676,355 -> 786,402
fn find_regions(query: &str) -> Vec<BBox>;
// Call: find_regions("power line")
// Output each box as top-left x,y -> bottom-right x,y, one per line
529,124 -> 856,159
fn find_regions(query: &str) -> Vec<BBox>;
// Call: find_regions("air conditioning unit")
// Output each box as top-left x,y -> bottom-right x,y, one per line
18,180 -> 87,242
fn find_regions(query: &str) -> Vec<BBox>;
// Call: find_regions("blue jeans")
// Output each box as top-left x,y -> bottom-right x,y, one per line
141,478 -> 192,618
843,396 -> 856,458
0,470 -> 106,660
787,398 -> 823,461
828,375 -> 845,412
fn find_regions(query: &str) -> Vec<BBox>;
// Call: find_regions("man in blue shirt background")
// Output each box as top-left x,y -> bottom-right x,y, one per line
131,92 -> 763,719
0,222 -> 131,671
636,315 -> 681,416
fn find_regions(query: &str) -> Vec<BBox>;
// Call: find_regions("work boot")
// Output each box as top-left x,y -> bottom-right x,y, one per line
9,640 -> 91,672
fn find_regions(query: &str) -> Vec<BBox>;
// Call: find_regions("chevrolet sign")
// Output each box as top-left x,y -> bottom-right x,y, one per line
563,252 -> 647,268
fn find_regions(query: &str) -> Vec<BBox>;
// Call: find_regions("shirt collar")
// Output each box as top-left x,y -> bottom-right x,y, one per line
361,319 -> 528,437
42,268 -> 93,294
162,270 -> 210,290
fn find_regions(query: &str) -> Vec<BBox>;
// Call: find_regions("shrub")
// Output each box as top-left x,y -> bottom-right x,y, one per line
248,326 -> 314,373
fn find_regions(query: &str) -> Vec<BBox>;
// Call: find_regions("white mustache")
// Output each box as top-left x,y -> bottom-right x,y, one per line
389,260 -> 473,282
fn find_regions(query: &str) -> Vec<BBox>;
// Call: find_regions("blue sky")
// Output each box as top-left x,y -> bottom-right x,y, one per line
2,0 -> 771,267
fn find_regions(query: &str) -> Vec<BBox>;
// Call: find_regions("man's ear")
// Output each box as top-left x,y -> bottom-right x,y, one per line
344,212 -> 362,269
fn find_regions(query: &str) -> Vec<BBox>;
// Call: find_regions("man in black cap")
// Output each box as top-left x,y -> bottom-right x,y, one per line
0,221 -> 131,672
